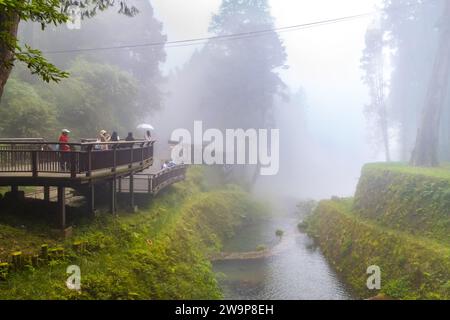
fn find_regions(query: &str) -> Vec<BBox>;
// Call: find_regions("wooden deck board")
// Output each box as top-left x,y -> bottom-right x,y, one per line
0,160 -> 152,187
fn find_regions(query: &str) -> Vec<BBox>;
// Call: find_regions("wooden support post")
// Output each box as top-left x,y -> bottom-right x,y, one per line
40,244 -> 49,261
57,186 -> 66,230
11,185 -> 18,194
86,146 -> 92,177
109,179 -> 116,215
129,174 -> 135,211
87,183 -> 95,217
44,186 -> 50,202
11,252 -> 23,271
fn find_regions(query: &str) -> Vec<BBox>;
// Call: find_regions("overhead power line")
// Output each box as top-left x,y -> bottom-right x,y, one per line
42,0 -> 438,54
42,12 -> 372,54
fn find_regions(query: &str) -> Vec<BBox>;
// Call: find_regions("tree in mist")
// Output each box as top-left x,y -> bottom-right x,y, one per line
375,0 -> 448,162
167,0 -> 286,187
0,78 -> 56,138
1,58 -> 142,140
0,0 -> 137,102
361,23 -> 391,162
18,0 -> 167,115
205,0 -> 287,130
384,0 -> 439,161
410,0 -> 450,166
0,0 -> 67,100
50,59 -> 141,138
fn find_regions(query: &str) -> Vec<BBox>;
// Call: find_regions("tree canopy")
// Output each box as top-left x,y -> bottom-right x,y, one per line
0,0 -> 138,101
0,58 -> 142,140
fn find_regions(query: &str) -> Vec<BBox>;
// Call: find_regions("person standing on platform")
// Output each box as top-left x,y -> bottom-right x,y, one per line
58,129 -> 70,171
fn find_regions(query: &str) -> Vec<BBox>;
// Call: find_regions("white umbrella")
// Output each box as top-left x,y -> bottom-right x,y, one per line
137,123 -> 155,130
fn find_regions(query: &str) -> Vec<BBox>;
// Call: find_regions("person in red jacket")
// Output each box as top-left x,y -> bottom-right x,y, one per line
59,129 -> 71,170
58,129 -> 70,151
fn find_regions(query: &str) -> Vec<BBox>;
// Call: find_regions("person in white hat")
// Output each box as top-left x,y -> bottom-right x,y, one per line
58,129 -> 71,170
98,129 -> 111,150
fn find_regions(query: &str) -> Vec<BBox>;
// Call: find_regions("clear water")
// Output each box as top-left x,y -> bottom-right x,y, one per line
213,206 -> 354,300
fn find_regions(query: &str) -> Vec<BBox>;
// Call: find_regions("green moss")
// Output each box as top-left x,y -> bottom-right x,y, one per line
0,167 -> 263,299
256,245 -> 266,251
354,162 -> 450,244
363,162 -> 450,180
0,224 -> 59,261
307,199 -> 450,300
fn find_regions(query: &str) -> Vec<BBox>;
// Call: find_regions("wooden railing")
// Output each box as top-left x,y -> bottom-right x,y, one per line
149,165 -> 187,195
119,164 -> 187,195
0,140 -> 154,178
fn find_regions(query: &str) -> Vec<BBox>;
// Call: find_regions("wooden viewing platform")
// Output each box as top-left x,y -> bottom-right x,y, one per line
0,139 -> 187,232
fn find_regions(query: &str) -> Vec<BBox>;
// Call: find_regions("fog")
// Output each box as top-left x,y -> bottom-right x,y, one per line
151,0 -> 383,199
3,0 -> 450,302
12,0 -> 450,200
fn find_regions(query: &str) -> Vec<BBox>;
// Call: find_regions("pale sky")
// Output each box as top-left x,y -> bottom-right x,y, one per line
150,0 -> 379,120
150,0 -> 384,197
149,0 -> 383,137
150,0 -> 378,84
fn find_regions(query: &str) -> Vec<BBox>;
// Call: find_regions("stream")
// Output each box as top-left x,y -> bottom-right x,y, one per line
213,202 -> 355,300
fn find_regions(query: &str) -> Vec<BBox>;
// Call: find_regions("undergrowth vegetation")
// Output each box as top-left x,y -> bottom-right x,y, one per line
354,163 -> 450,244
0,167 -> 265,299
307,163 -> 450,300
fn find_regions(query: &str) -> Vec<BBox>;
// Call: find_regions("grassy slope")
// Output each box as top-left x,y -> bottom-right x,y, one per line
0,167 -> 264,299
308,162 -> 450,299
354,162 -> 450,244
363,162 -> 450,180
307,199 -> 450,299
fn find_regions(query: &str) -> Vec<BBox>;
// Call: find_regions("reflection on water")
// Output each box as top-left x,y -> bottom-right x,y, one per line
213,209 -> 354,300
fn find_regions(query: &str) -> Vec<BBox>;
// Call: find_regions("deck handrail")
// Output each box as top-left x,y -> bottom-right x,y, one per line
119,164 -> 187,195
0,138 -> 45,142
0,140 -> 155,147
0,139 -> 155,178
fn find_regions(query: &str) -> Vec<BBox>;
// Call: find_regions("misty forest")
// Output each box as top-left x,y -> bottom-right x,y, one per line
0,0 -> 450,301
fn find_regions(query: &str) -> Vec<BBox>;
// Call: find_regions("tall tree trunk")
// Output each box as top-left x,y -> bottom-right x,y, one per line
378,74 -> 390,162
373,37 -> 391,162
410,1 -> 450,167
381,109 -> 391,162
0,8 -> 20,102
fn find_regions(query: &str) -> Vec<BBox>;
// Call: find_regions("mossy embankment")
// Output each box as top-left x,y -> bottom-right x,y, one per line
354,163 -> 450,244
306,163 -> 450,300
0,167 -> 265,299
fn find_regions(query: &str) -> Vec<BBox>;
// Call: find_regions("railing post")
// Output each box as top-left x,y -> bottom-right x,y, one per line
109,179 -> 116,215
86,146 -> 93,177
150,142 -> 154,160
11,144 -> 16,168
129,174 -> 135,211
70,152 -> 77,178
140,142 -> 144,165
31,151 -> 38,177
148,175 -> 152,194
112,144 -> 117,173
129,143 -> 133,169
